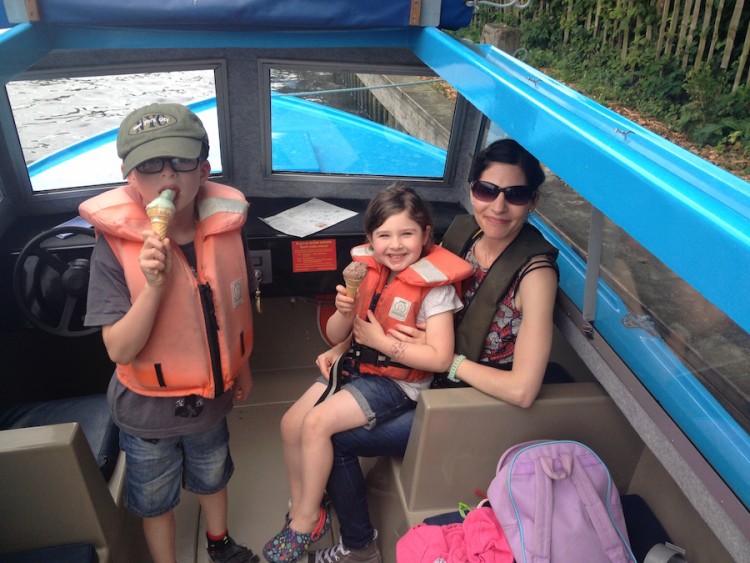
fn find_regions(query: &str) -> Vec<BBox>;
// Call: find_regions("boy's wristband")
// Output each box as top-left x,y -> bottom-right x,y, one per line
447,354 -> 466,382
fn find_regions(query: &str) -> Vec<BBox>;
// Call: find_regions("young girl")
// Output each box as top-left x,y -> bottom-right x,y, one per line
263,183 -> 472,562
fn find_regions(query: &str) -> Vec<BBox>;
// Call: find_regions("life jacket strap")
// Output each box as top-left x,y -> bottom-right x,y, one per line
348,343 -> 409,370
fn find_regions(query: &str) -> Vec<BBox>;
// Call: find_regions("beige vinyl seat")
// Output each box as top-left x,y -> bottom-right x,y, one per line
0,421 -> 148,562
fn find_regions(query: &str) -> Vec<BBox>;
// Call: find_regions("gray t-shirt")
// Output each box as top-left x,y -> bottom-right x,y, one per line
85,236 -> 233,439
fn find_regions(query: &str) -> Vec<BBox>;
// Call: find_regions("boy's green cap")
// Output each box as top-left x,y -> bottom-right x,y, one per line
117,102 -> 208,178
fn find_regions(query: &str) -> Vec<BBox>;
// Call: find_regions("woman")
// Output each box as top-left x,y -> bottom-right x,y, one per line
310,139 -> 559,563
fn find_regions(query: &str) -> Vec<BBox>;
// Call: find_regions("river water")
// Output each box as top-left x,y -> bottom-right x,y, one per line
7,71 -> 218,163
6,68 -> 366,164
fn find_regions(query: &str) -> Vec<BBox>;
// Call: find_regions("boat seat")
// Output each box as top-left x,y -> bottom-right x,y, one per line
365,382 -> 645,556
0,421 -> 148,563
0,543 -> 99,563
0,393 -> 119,481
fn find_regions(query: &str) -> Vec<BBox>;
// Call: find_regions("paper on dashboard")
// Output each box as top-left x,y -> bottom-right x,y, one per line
261,198 -> 358,238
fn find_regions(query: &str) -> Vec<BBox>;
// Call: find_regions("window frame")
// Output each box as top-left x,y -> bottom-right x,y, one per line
2,60 -> 229,216
258,58 -> 465,191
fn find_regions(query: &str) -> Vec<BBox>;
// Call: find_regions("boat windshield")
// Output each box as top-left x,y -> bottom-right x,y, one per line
6,65 -> 457,192
266,65 -> 454,178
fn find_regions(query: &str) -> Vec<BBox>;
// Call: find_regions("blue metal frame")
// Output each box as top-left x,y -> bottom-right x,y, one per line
409,27 -> 750,337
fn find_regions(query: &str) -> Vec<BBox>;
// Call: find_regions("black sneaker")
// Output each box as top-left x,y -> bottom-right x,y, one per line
207,535 -> 260,563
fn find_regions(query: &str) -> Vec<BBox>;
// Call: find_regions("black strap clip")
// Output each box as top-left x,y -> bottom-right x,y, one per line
351,344 -> 390,367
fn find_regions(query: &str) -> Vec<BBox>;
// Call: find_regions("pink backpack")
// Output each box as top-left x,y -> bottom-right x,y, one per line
487,440 -> 635,563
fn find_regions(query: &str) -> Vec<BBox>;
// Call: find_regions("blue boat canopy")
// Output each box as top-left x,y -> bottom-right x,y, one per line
2,0 -> 474,30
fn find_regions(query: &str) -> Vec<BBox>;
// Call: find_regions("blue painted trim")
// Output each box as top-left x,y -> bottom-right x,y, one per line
408,27 -> 750,337
0,24 -> 53,82
531,216 -> 750,510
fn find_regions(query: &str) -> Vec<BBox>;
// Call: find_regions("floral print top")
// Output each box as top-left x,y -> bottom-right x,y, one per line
456,239 -> 555,366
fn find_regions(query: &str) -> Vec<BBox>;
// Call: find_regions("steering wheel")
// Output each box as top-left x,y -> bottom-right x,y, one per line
12,226 -> 99,337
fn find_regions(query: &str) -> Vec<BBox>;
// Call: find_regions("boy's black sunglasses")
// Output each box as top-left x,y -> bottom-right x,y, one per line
470,180 -> 536,205
135,157 -> 200,174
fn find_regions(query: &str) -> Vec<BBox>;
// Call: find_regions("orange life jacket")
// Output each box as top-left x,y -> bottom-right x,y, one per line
79,181 -> 253,398
350,243 -> 472,382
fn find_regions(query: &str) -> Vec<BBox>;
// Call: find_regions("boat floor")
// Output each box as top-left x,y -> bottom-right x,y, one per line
175,298 -> 349,563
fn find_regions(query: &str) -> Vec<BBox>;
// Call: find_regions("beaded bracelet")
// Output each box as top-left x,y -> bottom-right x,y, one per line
447,354 -> 466,382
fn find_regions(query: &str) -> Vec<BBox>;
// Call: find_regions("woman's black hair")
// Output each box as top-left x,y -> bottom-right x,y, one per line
364,182 -> 435,249
468,139 -> 545,190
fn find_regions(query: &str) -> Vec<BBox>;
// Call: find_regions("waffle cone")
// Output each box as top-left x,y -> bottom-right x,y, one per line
146,207 -> 174,239
344,277 -> 363,298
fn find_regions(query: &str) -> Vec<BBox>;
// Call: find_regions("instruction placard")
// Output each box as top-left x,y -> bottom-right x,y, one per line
291,239 -> 338,273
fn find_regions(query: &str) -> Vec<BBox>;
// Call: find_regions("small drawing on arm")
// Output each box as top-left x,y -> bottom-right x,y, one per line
390,340 -> 407,360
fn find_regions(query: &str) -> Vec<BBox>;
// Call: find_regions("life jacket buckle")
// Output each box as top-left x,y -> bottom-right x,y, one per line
351,344 -> 390,367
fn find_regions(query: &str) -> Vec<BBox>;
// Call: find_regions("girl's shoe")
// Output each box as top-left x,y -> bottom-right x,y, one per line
263,507 -> 331,562
284,493 -> 330,526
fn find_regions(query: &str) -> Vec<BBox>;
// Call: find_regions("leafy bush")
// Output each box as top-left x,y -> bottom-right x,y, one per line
452,7 -> 748,163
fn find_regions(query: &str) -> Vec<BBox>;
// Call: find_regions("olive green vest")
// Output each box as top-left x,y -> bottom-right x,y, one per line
441,215 -> 558,362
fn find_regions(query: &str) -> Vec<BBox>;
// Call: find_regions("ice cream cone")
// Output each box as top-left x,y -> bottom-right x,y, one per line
146,207 -> 174,239
344,277 -> 363,298
342,260 -> 367,298
145,189 -> 176,239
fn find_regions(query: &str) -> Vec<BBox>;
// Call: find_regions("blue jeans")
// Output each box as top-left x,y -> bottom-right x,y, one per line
341,371 -> 416,430
327,408 -> 415,549
120,419 -> 234,517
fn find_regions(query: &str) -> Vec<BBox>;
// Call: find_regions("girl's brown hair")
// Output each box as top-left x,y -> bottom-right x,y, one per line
364,182 -> 434,251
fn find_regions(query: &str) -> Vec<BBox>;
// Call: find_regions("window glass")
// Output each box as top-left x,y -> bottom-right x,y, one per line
598,218 -> 750,432
268,67 -> 455,178
6,69 -> 219,192
533,162 -> 750,434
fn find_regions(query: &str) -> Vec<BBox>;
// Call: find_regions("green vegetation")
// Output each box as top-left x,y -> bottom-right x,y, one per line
453,2 -> 750,178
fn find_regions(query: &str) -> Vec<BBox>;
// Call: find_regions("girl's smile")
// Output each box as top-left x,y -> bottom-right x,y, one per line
368,211 -> 430,276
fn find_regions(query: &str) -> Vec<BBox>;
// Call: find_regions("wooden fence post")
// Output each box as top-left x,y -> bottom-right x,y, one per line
481,23 -> 521,54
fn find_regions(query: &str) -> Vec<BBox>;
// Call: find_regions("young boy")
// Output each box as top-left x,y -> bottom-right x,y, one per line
80,102 -> 258,563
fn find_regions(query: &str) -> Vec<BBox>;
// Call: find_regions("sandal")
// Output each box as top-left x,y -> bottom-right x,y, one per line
263,506 -> 331,562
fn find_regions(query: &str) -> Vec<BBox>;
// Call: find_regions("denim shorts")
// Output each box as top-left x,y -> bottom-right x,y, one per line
319,371 -> 416,430
119,419 -> 234,518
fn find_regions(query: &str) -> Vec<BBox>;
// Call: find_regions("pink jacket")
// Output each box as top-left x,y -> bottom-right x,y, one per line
396,507 -> 513,563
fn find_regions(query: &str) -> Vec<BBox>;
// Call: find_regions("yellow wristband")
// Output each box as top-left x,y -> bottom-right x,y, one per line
447,354 -> 466,382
